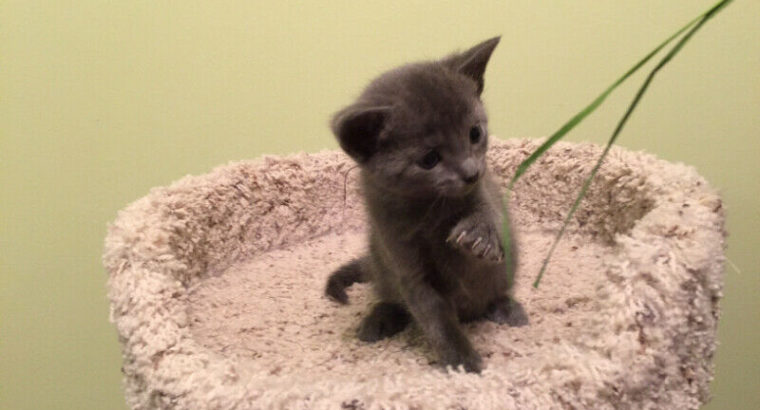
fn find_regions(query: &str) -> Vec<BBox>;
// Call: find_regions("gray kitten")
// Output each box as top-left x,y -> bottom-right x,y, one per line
325,37 -> 528,373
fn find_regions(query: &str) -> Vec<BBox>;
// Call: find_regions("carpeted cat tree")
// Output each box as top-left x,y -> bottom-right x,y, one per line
103,139 -> 725,409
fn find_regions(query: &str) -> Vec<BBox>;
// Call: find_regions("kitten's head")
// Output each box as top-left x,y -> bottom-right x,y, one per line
332,37 -> 500,199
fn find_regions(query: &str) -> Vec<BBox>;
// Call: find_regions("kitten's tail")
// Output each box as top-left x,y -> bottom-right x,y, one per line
325,258 -> 368,304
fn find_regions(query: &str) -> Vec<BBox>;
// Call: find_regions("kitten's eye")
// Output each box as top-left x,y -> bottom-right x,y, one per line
469,125 -> 482,144
418,150 -> 441,170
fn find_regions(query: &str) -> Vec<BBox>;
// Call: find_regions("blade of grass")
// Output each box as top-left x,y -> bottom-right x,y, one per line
531,0 -> 733,288
501,202 -> 514,287
507,0 -> 729,191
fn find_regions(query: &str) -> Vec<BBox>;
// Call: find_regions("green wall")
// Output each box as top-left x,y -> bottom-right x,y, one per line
2,1 -> 758,408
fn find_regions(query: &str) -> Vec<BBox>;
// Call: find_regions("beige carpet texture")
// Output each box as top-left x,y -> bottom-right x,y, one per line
103,139 -> 726,409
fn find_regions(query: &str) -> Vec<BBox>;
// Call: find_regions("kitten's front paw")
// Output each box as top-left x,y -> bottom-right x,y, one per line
357,302 -> 410,342
486,297 -> 529,327
441,345 -> 483,374
447,218 -> 504,263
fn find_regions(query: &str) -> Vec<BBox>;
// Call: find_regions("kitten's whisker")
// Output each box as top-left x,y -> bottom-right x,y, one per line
341,164 -> 359,217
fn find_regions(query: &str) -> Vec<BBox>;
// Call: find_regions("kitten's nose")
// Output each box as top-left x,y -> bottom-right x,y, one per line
460,158 -> 480,185
463,170 -> 480,185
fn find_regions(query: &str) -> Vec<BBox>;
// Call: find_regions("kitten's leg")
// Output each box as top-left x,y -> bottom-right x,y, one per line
448,176 -> 515,265
403,283 -> 483,373
357,302 -> 410,342
485,296 -> 529,327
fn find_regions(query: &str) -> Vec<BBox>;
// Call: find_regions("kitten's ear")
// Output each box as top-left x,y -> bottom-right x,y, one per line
445,36 -> 501,95
331,105 -> 391,163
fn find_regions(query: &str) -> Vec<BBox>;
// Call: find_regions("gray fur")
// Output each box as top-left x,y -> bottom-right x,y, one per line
325,37 -> 527,373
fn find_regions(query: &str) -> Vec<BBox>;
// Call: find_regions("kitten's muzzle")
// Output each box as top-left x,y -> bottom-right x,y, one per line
463,170 -> 480,185
458,158 -> 481,185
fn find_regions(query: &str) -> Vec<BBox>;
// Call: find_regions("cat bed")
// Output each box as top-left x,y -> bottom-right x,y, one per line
103,139 -> 725,409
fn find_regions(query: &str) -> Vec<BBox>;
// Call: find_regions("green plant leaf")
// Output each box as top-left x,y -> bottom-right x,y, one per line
500,0 -> 733,288
507,1 -> 731,191
531,0 -> 732,288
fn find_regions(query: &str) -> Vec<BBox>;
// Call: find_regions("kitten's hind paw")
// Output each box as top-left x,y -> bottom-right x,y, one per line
447,219 -> 504,263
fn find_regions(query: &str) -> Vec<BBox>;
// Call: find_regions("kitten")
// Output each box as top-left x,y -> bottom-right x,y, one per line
325,37 -> 528,373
